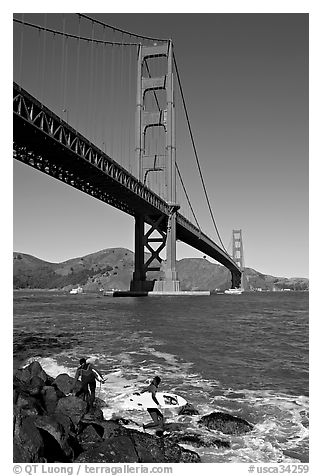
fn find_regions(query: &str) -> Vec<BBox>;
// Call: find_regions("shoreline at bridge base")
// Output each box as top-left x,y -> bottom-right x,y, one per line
148,290 -> 210,296
110,289 -> 211,297
113,291 -> 148,297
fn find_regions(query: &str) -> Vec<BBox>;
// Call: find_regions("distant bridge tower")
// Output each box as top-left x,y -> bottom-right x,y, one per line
130,41 -> 180,293
231,229 -> 245,289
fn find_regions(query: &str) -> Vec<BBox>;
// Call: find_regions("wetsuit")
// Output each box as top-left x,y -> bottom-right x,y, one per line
75,363 -> 97,409
142,382 -> 164,430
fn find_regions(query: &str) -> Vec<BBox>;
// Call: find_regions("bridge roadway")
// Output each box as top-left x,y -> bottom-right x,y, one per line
13,82 -> 241,278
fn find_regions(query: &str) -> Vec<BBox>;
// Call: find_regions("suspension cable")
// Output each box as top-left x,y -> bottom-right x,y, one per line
14,14 -> 226,251
175,164 -> 201,229
143,56 -> 200,229
13,18 -> 139,46
77,13 -> 169,43
173,52 -> 227,252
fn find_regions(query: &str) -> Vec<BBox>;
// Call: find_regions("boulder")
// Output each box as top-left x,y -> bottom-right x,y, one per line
81,406 -> 104,422
129,431 -> 173,463
14,361 -> 52,387
178,403 -> 199,415
42,386 -> 59,414
14,367 -> 33,384
78,424 -> 103,450
13,415 -> 46,463
166,431 -> 230,448
30,375 -> 46,388
33,415 -> 75,462
14,392 -> 44,416
55,396 -> 87,427
94,397 -> 107,408
180,448 -> 201,463
98,420 -> 127,439
129,430 -> 200,463
53,374 -> 79,395
53,413 -> 76,438
198,411 -> 253,435
75,435 -> 138,463
27,361 -> 49,379
75,426 -> 201,463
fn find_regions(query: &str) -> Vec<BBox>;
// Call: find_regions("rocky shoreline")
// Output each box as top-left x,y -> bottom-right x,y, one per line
14,361 -> 254,463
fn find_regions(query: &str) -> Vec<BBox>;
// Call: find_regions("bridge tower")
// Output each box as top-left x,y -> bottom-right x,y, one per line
231,229 -> 245,289
130,41 -> 180,293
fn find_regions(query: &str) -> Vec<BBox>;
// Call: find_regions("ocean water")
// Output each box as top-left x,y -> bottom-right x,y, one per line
13,290 -> 309,463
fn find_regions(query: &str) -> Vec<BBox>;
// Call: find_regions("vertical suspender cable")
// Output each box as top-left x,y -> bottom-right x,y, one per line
75,16 -> 81,131
36,28 -> 41,97
51,32 -> 56,111
63,36 -> 69,122
18,13 -> 24,86
127,40 -> 132,173
88,21 -> 95,140
120,33 -> 125,166
173,52 -> 227,252
101,25 -> 107,151
40,13 -> 47,103
60,15 -> 66,116
110,30 -> 115,157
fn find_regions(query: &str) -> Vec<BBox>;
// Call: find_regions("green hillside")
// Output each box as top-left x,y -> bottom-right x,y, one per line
13,248 -> 309,292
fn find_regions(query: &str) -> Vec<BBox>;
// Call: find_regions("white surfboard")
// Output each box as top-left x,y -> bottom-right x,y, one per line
124,392 -> 187,410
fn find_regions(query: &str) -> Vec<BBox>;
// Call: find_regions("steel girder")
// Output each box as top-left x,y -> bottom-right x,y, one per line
13,82 -> 170,218
13,81 -> 241,279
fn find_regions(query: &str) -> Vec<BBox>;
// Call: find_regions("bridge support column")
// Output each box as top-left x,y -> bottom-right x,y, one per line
230,229 -> 244,289
130,214 -> 155,292
153,204 -> 180,292
134,42 -> 182,294
231,271 -> 242,289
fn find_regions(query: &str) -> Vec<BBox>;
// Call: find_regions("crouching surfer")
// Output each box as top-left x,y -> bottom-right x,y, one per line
136,376 -> 164,434
73,358 -> 105,412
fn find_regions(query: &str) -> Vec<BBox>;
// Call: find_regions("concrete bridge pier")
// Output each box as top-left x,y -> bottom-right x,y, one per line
231,271 -> 242,289
152,205 -> 180,293
130,214 -> 155,293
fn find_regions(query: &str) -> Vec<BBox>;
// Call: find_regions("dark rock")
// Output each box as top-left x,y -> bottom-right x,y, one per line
13,415 -> 46,463
14,361 -> 52,388
75,426 -> 201,463
53,373 -> 79,394
130,431 -> 173,463
55,396 -> 87,427
75,436 -> 138,463
180,448 -> 201,462
42,386 -> 59,414
164,421 -> 189,432
166,431 -> 230,448
28,361 -> 51,383
81,406 -> 104,422
78,424 -> 103,450
97,420 -> 127,439
14,367 -> 33,384
33,415 -> 75,461
117,427 -> 200,463
198,411 -> 253,435
94,397 -> 107,408
14,392 -> 44,416
53,413 -> 76,438
178,403 -> 199,415
30,375 -> 46,388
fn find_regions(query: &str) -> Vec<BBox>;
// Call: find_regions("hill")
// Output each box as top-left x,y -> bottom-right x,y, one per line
13,248 -> 309,292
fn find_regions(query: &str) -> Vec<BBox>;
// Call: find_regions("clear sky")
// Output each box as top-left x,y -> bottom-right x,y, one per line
12,9 -> 309,278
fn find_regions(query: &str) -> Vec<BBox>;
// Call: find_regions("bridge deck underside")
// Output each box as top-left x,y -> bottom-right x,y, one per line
13,83 -> 240,277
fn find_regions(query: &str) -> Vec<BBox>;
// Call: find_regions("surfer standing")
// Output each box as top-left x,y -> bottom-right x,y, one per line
73,358 -> 104,412
138,376 -> 164,432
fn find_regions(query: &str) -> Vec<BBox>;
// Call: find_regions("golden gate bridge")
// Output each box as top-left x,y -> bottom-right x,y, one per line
13,13 -> 243,295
